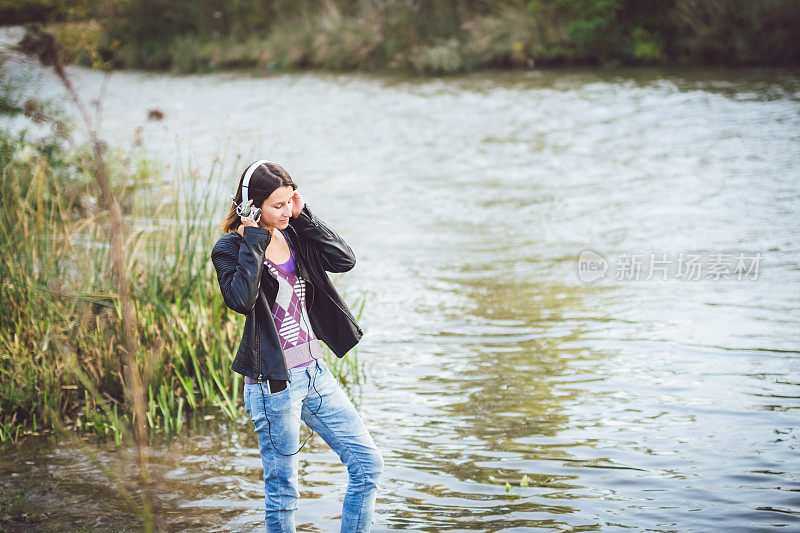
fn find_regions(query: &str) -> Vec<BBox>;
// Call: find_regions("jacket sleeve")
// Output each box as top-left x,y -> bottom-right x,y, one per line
288,203 -> 356,273
211,227 -> 272,315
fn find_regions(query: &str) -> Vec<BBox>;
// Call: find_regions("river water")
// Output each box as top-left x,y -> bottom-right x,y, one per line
3,29 -> 800,531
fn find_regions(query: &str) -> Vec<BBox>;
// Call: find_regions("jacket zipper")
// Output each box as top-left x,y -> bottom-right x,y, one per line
253,307 -> 262,381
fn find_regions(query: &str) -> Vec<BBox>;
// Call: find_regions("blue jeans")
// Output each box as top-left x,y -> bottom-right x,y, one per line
243,359 -> 383,532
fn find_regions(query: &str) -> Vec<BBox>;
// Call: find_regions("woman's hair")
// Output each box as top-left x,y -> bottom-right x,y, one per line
221,161 -> 297,233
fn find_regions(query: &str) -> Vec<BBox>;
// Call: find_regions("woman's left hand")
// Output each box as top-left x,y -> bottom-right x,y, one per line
291,190 -> 305,218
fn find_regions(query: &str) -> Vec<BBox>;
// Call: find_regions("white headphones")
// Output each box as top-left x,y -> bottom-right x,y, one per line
232,159 -> 273,222
241,159 -> 271,205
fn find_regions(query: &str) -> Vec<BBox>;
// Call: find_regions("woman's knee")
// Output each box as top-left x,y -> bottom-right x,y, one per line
370,450 -> 384,486
353,448 -> 383,489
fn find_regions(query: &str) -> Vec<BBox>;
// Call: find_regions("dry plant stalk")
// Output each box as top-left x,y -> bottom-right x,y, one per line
16,24 -> 156,531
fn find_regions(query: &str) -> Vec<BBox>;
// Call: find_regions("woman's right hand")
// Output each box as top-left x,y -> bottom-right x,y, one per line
236,200 -> 258,236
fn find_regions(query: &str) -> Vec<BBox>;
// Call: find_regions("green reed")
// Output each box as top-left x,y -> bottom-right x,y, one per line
0,137 -> 366,444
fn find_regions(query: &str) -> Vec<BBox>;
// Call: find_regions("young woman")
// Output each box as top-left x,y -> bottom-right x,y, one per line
211,160 -> 383,532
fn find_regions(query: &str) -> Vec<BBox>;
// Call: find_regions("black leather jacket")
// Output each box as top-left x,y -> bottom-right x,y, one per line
211,204 -> 363,382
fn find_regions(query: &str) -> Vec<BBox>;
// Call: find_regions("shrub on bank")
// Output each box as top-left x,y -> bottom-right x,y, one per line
38,0 -> 797,73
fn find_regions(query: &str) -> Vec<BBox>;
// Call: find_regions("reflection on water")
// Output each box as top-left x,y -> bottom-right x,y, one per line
2,34 -> 800,530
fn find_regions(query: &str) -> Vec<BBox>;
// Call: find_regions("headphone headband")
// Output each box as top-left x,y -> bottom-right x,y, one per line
241,159 -> 271,204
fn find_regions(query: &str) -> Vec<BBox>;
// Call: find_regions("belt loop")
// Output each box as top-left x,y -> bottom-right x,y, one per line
315,359 -> 321,372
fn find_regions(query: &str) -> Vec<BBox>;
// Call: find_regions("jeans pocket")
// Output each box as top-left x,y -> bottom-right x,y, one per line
247,382 -> 293,426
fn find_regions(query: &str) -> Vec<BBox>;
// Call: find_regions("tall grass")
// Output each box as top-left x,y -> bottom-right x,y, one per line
0,138 -> 366,445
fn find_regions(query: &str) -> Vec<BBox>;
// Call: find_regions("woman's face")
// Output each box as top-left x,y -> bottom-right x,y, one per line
258,185 -> 294,230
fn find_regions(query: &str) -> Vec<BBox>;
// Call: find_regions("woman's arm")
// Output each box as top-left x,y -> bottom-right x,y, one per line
289,203 -> 356,273
211,226 -> 272,314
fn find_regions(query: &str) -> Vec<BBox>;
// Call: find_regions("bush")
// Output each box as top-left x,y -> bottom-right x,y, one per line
671,0 -> 800,66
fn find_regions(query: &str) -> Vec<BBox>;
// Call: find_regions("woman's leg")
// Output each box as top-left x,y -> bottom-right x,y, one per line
300,360 -> 384,533
244,380 -> 304,532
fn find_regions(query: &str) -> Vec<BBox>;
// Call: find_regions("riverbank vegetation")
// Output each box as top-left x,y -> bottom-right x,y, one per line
0,46 -> 365,446
5,0 -> 799,74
